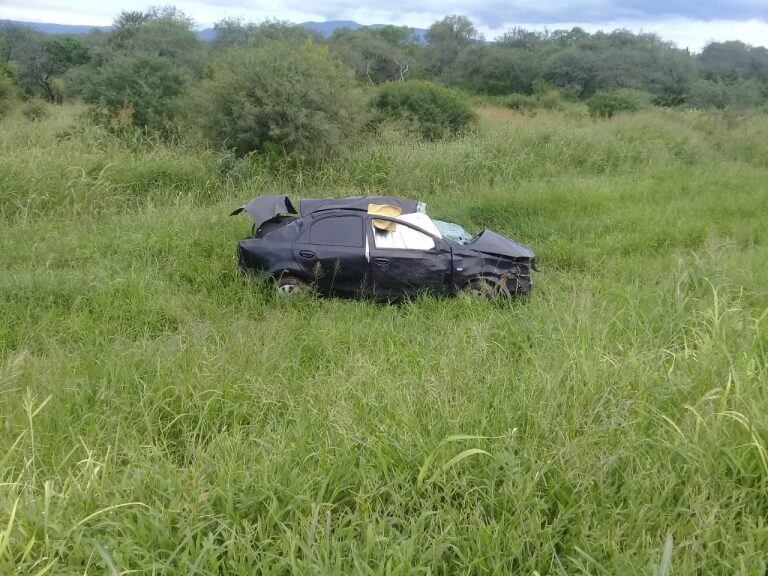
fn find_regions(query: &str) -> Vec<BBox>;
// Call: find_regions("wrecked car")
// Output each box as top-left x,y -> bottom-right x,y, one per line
231,194 -> 535,301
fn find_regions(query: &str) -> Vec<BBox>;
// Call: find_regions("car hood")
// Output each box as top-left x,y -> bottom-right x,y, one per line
468,229 -> 535,259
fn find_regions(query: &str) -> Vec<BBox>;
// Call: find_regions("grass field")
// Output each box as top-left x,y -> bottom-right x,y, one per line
1,103 -> 767,574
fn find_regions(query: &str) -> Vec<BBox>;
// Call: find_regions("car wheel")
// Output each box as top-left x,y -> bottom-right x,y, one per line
276,275 -> 309,296
462,278 -> 512,302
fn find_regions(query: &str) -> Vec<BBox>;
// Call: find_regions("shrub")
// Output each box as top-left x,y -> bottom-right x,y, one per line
22,98 -> 47,121
192,41 -> 365,159
688,79 -> 764,109
537,90 -> 564,111
372,80 -> 475,139
0,75 -> 16,118
503,85 -> 564,113
78,55 -> 185,130
504,92 -> 538,111
587,89 -> 644,118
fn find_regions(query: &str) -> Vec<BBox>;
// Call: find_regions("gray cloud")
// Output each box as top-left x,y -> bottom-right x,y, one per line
190,0 -> 768,27
5,0 -> 766,50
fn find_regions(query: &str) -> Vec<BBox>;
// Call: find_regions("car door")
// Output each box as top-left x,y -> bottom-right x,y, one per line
295,213 -> 368,295
366,217 -> 452,299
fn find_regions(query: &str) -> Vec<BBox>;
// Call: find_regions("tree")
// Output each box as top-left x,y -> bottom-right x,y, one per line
699,41 -> 752,81
193,41 -> 365,158
0,26 -> 89,101
424,15 -> 481,77
212,18 -> 250,46
212,18 -> 316,48
544,47 -> 605,97
448,44 -> 538,94
330,26 -> 416,84
688,78 -> 763,109
67,7 -> 204,128
649,49 -> 697,106
550,27 -> 590,46
496,28 -> 546,50
751,46 -> 768,85
0,55 -> 15,117
107,6 -> 203,75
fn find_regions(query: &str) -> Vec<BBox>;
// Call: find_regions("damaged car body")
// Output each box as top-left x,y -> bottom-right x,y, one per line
232,194 -> 535,300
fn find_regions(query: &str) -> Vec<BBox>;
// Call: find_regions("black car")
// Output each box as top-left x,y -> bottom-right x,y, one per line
232,194 -> 535,301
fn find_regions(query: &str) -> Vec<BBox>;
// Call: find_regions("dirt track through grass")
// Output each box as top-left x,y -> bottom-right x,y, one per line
1,105 -> 767,573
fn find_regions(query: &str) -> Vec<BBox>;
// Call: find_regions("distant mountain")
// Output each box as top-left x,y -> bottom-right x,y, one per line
0,20 -> 110,34
301,20 -> 428,42
197,28 -> 216,42
0,18 -> 427,42
301,20 -> 363,36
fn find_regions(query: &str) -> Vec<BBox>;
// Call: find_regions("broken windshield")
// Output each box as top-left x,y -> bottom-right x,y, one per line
432,220 -> 474,245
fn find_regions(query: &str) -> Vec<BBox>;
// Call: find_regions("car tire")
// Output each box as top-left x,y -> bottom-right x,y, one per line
462,278 -> 512,302
276,275 -> 309,296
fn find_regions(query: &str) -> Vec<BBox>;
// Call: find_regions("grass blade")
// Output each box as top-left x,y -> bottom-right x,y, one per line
0,499 -> 19,560
441,448 -> 491,472
656,532 -> 674,576
92,540 -> 119,576
73,502 -> 149,531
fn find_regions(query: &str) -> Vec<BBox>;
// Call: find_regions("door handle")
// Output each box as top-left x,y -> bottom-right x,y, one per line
299,250 -> 316,259
374,257 -> 390,266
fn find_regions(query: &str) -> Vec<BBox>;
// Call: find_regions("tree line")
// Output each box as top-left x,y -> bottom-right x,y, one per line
1,9 -> 766,156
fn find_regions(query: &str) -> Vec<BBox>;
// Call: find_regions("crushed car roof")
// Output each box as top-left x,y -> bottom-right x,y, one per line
299,196 -> 419,216
230,194 -> 422,229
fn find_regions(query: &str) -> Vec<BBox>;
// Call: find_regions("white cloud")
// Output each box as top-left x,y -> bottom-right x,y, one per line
2,0 -> 767,51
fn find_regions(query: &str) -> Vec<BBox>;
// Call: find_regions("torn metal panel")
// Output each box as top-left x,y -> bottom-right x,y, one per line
230,195 -> 297,232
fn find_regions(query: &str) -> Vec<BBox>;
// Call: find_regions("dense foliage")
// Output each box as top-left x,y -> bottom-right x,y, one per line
372,80 -> 475,138
1,10 -> 767,148
193,41 -> 365,158
587,89 -> 645,118
78,55 -> 185,128
0,73 -> 14,117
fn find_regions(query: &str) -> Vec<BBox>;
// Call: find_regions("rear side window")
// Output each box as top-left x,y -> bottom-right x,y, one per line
309,216 -> 363,247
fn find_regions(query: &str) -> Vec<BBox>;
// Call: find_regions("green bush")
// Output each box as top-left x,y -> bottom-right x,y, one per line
0,75 -> 16,118
504,92 -> 538,111
503,85 -> 564,113
78,55 -> 185,130
537,90 -> 565,111
587,89 -> 644,118
21,97 -> 47,121
372,80 -> 475,139
192,41 -> 365,159
688,79 -> 764,109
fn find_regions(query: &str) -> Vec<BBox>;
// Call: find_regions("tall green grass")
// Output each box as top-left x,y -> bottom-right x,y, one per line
1,103 -> 767,574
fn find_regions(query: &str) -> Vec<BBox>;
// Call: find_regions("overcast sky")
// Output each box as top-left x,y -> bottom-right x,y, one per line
2,0 -> 767,51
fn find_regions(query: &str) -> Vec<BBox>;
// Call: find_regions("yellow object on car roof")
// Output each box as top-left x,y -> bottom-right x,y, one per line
368,203 -> 402,232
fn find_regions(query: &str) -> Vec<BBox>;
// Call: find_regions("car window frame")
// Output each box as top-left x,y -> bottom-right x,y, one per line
365,215 -> 445,253
307,213 -> 365,248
